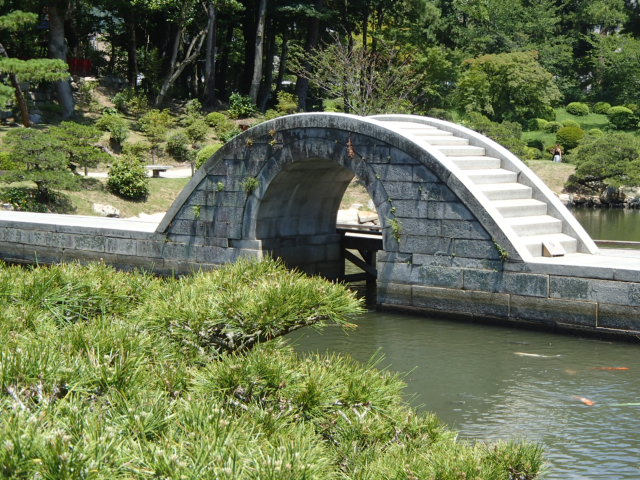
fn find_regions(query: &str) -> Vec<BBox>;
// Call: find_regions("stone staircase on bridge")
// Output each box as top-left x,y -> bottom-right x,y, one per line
377,120 -> 577,258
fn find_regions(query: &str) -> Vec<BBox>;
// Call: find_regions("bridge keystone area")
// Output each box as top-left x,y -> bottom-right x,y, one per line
0,113 -> 639,338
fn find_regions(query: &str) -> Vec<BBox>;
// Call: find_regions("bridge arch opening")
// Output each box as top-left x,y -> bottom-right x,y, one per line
254,158 -> 383,283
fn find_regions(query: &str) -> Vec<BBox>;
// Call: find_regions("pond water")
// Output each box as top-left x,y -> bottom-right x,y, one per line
291,208 -> 640,479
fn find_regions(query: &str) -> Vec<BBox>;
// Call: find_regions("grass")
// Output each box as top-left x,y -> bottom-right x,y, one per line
0,259 -> 544,479
528,160 -> 575,194
64,177 -> 190,217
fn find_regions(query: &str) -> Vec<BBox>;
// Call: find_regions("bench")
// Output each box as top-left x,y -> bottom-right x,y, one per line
146,165 -> 173,178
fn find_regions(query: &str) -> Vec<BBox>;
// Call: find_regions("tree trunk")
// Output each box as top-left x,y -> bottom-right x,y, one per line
203,1 -> 217,108
274,30 -> 288,95
48,3 -> 74,119
249,0 -> 267,102
216,23 -> 235,97
257,26 -> 276,111
0,42 -> 30,127
126,13 -> 138,89
295,0 -> 323,111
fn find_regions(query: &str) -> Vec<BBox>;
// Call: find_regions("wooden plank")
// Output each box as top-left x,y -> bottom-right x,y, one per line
344,249 -> 377,277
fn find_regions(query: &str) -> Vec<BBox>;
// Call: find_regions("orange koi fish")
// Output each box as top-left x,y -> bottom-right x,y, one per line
573,396 -> 595,406
593,367 -> 629,371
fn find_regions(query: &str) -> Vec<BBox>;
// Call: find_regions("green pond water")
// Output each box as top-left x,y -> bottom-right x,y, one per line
292,208 -> 640,479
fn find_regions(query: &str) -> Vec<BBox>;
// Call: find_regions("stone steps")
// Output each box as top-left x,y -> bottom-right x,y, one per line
464,169 -> 517,184
492,199 -> 548,218
384,120 -> 582,258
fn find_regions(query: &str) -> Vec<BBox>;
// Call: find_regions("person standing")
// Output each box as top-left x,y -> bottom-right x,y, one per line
553,144 -> 563,163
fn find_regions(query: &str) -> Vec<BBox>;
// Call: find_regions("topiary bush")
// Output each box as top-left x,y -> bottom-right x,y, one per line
588,128 -> 604,137
593,102 -> 611,114
562,119 -> 581,128
607,106 -> 638,130
526,139 -> 545,152
228,92 -> 257,118
556,126 -> 585,150
195,143 -> 222,169
544,121 -> 563,133
166,131 -> 191,161
107,155 -> 150,200
566,102 -> 590,116
527,118 -> 549,131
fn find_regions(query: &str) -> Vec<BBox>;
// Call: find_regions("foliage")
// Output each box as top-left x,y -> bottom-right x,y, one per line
0,186 -> 74,213
593,102 -> 612,114
589,34 -> 640,105
528,118 -> 549,131
228,92 -> 257,118
113,88 -> 150,116
565,133 -> 640,193
166,131 -> 191,161
96,112 -> 130,145
184,117 -> 209,144
566,102 -> 590,116
122,141 -> 152,161
138,109 -> 174,162
544,121 -> 563,133
241,176 -> 260,194
562,119 -> 581,128
50,121 -> 110,174
606,106 -> 638,130
556,126 -> 585,151
463,112 -> 528,157
275,91 -> 298,114
588,128 -> 604,137
427,108 -> 454,121
107,155 -> 150,200
195,144 -> 222,169
206,112 -> 235,133
1,128 -> 78,202
454,51 -> 562,124
219,128 -> 242,143
297,34 -> 423,116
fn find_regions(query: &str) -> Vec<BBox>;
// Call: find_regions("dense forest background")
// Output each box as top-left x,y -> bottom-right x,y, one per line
1,0 -> 639,117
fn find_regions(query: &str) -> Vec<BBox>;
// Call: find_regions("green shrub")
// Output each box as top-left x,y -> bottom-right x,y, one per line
195,143 -> 222,169
0,187 -> 47,212
122,141 -> 152,160
184,98 -> 203,117
593,102 -> 611,114
427,108 -> 454,121
184,118 -> 209,144
219,128 -> 242,143
107,155 -> 150,200
263,109 -> 283,121
556,126 -> 585,150
228,92 -> 257,118
95,113 -> 129,144
544,121 -> 563,133
588,128 -> 604,137
167,131 -> 191,161
607,106 -> 638,130
527,118 -> 549,131
624,103 -> 640,114
112,88 -> 149,116
562,119 -> 581,128
526,139 -> 545,151
566,102 -> 589,116
276,91 -> 298,114
523,146 -> 543,159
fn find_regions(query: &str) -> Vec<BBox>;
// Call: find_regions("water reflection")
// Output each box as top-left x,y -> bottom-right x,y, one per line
572,208 -> 640,242
290,312 -> 640,479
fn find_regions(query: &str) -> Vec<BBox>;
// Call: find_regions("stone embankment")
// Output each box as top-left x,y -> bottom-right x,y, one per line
558,188 -> 640,209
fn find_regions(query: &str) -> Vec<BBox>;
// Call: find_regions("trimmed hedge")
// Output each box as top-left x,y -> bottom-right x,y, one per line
566,102 -> 589,116
556,126 -> 585,150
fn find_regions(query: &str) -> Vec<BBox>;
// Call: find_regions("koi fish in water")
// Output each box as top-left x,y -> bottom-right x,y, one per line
573,396 -> 595,406
592,367 -> 630,371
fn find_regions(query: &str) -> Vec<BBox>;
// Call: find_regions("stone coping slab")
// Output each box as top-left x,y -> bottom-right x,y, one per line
0,211 -> 159,232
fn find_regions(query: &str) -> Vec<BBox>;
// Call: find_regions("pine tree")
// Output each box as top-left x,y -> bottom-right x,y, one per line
0,8 -> 69,127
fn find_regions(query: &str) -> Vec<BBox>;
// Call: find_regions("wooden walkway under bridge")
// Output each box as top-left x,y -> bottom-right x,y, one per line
336,224 -> 382,286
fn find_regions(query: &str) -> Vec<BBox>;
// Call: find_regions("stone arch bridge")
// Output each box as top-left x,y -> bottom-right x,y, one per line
1,113 -> 639,338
